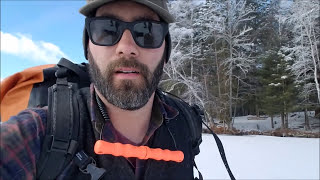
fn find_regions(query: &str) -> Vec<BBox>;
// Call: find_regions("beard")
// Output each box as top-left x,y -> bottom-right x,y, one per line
87,50 -> 164,110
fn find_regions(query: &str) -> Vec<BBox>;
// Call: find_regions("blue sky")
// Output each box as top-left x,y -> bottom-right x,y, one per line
1,0 -> 87,80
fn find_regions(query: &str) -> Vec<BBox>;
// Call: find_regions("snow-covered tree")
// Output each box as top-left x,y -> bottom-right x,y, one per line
164,0 -> 256,129
191,0 -> 228,125
282,0 -> 319,102
219,0 -> 256,128
161,0 -> 205,108
280,0 -> 320,128
163,0 -> 318,130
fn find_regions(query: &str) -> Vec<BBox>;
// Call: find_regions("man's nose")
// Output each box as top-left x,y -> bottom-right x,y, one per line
115,30 -> 139,58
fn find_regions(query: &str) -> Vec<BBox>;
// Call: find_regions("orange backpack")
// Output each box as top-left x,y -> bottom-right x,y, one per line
1,58 -> 89,122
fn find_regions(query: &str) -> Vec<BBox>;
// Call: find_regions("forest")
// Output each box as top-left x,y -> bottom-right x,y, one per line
159,0 -> 320,130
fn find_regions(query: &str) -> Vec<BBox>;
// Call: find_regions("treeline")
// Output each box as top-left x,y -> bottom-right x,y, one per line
159,0 -> 320,130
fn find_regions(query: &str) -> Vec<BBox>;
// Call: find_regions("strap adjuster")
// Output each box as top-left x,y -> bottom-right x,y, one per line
49,135 -> 69,153
48,135 -> 78,155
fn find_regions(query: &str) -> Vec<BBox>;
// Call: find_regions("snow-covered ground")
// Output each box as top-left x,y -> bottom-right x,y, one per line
230,111 -> 319,132
195,134 -> 320,180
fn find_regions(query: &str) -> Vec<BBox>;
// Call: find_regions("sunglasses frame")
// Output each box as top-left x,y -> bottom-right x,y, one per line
85,17 -> 169,49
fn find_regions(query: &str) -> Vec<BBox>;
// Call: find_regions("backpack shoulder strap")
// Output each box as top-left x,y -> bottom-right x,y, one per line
157,90 -> 202,156
158,91 -> 203,179
202,122 -> 236,180
36,66 -> 80,179
158,90 -> 236,180
57,57 -> 88,80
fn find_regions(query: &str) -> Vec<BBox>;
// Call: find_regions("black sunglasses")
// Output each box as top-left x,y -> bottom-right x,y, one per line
85,17 -> 169,49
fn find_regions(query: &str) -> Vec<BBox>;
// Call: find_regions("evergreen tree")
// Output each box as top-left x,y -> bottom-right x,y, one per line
258,50 -> 297,129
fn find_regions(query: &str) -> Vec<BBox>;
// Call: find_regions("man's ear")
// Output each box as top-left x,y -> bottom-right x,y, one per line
162,42 -> 168,65
165,32 -> 172,63
83,28 -> 89,60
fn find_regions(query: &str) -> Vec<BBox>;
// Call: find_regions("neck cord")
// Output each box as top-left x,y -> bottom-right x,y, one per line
95,92 -> 109,122
95,92 -> 110,140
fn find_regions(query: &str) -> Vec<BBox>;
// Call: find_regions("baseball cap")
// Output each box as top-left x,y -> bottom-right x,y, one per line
80,0 -> 174,62
79,0 -> 175,23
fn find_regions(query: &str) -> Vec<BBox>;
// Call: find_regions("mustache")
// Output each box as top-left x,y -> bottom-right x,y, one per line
106,57 -> 150,75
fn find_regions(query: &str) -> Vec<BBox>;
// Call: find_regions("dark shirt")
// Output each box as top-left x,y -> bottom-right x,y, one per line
89,85 -> 177,178
0,84 -> 178,180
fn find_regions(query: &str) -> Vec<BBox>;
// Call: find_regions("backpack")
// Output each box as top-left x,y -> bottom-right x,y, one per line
0,58 -> 235,180
1,58 -> 90,122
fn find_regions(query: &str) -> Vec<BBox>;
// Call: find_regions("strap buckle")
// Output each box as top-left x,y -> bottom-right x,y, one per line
74,151 -> 106,180
48,135 -> 78,155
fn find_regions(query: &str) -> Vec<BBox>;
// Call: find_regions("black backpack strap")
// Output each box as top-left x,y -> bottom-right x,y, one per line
193,160 -> 203,180
159,90 -> 236,180
57,58 -> 88,80
36,67 -> 80,179
174,100 -> 203,156
158,91 -> 202,156
192,104 -> 236,180
202,121 -> 236,180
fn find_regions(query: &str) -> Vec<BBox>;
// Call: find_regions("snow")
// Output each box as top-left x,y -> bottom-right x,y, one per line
195,134 -> 320,179
274,83 -> 281,87
196,111 -> 320,179
268,82 -> 282,86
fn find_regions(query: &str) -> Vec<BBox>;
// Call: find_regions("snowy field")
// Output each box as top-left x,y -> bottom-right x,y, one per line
195,134 -> 320,180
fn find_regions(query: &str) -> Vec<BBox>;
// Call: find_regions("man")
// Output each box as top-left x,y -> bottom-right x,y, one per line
0,0 -> 202,179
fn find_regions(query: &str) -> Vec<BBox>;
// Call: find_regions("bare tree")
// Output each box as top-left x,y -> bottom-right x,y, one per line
281,0 -> 320,129
162,0 -> 205,108
219,0 -> 255,128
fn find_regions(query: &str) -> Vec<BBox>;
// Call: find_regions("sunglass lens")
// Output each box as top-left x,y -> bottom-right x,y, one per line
133,22 -> 164,48
90,19 -> 121,46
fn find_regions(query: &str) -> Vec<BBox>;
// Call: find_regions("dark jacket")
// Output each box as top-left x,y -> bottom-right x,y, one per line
56,87 -> 200,180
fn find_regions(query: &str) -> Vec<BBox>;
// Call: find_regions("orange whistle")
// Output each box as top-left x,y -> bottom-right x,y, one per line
94,140 -> 184,162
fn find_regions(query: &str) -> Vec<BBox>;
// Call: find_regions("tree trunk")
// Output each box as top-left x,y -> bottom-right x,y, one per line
285,113 -> 289,129
189,9 -> 194,105
204,75 -> 209,101
306,24 -> 320,103
283,99 -> 288,129
232,79 -> 240,128
271,114 -> 274,129
242,102 -> 245,116
315,108 -> 320,118
189,58 -> 194,104
229,56 -> 233,129
281,112 -> 285,129
214,38 -> 221,98
256,104 -> 260,117
304,108 -> 311,130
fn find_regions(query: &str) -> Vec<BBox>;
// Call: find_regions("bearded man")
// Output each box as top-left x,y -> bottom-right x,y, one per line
0,1 -> 203,179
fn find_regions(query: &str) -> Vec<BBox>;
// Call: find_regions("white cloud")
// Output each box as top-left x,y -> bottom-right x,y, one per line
1,31 -> 68,64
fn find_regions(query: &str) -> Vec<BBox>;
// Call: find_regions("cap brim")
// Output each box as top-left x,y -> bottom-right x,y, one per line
79,0 -> 174,23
